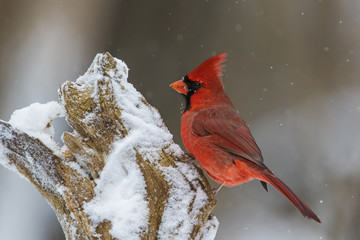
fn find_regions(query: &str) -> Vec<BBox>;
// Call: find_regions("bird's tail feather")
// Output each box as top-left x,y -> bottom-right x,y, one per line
261,172 -> 321,223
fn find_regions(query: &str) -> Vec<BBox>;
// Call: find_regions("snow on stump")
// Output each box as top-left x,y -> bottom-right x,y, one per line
0,52 -> 218,240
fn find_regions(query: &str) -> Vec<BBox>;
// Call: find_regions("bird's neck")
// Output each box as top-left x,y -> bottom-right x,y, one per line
185,89 -> 234,113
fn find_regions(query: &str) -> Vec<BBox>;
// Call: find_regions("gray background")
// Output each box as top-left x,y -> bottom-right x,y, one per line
0,1 -> 359,239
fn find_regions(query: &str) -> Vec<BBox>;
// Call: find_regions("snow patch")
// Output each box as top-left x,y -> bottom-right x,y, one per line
0,143 -> 16,172
8,101 -> 64,155
79,53 -> 217,239
158,161 -> 212,240
2,53 -> 217,239
83,139 -> 148,239
195,216 -> 219,240
80,54 -> 149,239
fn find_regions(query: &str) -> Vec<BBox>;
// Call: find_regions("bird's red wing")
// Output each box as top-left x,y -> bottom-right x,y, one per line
192,107 -> 267,168
191,108 -> 321,222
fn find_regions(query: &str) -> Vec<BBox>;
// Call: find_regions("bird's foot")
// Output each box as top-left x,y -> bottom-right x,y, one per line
211,182 -> 225,195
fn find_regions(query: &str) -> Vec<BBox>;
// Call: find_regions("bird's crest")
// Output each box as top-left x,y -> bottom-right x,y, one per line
187,53 -> 227,84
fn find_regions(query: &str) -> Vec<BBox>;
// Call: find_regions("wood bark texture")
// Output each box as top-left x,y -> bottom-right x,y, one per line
0,52 -> 218,240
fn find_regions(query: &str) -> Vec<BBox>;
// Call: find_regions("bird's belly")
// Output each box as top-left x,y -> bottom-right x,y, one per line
200,155 -> 256,187
185,139 -> 261,187
181,114 -> 263,187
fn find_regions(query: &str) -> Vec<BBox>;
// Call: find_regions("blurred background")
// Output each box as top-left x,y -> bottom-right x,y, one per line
0,0 -> 359,239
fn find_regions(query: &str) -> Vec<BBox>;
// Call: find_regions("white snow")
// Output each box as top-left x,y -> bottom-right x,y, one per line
0,143 -> 16,172
8,101 -> 64,154
1,53 -> 218,240
158,168 -> 209,239
0,124 -> 14,170
78,54 -> 149,239
1,103 -> 66,190
195,216 -> 219,240
84,140 -> 148,239
78,53 -> 217,239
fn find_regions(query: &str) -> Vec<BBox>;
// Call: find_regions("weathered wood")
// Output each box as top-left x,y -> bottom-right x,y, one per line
0,52 -> 218,239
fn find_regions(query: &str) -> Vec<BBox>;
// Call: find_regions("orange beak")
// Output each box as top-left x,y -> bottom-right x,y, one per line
170,80 -> 188,95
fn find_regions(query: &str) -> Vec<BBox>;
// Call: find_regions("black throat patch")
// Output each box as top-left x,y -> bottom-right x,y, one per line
182,75 -> 202,112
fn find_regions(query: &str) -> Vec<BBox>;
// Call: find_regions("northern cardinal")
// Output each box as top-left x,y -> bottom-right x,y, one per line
170,53 -> 320,222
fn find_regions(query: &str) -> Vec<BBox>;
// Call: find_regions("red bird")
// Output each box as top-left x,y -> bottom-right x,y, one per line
170,53 -> 320,222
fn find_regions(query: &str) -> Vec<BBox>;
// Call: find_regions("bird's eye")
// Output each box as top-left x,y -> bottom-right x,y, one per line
183,75 -> 202,94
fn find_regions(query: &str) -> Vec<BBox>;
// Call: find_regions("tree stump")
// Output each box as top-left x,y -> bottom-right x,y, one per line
0,52 -> 218,240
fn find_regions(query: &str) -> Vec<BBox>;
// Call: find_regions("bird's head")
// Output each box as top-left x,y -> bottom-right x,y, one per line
170,53 -> 227,111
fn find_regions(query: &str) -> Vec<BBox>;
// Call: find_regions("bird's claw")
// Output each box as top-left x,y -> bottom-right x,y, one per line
211,182 -> 225,195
